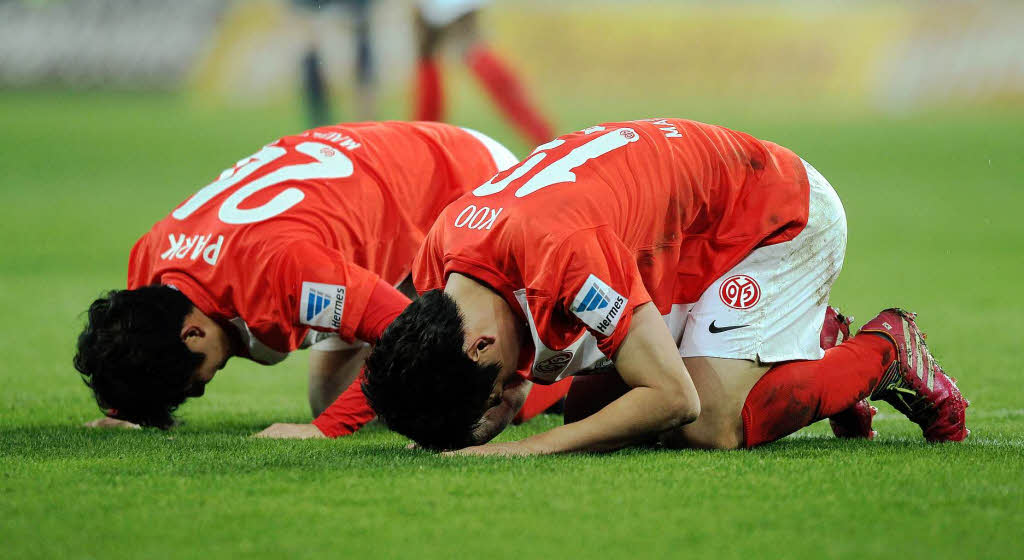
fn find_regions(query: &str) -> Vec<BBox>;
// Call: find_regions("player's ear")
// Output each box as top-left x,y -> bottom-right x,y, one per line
180,324 -> 205,343
179,308 -> 206,342
466,335 -> 496,362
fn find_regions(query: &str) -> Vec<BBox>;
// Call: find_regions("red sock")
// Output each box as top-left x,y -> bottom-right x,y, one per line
513,378 -> 572,424
465,45 -> 554,146
742,334 -> 895,448
414,57 -> 443,122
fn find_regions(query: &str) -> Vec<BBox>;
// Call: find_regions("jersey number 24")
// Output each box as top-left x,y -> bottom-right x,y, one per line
172,142 -> 354,224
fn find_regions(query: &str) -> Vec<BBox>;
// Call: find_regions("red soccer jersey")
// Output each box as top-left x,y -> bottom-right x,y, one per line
414,119 -> 811,382
127,121 -> 511,363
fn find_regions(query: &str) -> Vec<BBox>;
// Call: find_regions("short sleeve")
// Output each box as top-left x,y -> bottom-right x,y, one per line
270,240 -> 381,344
411,219 -> 447,295
551,228 -> 652,358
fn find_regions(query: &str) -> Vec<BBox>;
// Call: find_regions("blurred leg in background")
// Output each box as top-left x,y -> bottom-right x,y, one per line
294,0 -> 378,127
351,0 -> 376,121
414,0 -> 554,146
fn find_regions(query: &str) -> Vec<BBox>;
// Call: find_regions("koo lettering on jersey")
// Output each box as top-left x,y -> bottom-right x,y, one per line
453,205 -> 503,230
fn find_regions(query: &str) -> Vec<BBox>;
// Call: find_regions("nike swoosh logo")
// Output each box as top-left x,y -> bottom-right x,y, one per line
709,321 -> 749,334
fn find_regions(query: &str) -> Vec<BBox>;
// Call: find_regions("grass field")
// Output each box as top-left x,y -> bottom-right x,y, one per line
1,90 -> 1023,559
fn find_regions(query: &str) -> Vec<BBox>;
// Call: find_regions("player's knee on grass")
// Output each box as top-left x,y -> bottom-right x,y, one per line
663,357 -> 767,450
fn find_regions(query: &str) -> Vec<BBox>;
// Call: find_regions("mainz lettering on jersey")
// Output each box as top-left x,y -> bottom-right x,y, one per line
645,118 -> 683,138
453,205 -> 503,230
309,131 -> 362,151
160,233 -> 225,265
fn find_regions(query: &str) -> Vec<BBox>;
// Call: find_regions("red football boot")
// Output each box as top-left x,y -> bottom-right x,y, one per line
859,308 -> 969,442
820,305 -> 853,349
822,306 -> 878,439
829,400 -> 878,439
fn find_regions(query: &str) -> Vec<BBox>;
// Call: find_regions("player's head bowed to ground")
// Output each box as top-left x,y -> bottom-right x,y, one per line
363,290 -> 507,450
72,121 -> 539,433
75,285 -> 221,428
364,119 -> 969,455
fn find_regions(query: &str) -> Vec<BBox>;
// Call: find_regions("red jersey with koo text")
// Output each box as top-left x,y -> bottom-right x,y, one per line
414,119 -> 811,382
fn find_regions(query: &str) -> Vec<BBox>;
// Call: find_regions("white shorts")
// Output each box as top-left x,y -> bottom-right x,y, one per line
668,159 -> 847,363
418,0 -> 489,27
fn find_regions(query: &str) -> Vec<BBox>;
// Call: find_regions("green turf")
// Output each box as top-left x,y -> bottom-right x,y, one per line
1,90 -> 1022,559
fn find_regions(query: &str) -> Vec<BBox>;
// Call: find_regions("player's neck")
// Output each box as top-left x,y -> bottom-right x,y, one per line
191,307 -> 240,359
445,273 -> 516,338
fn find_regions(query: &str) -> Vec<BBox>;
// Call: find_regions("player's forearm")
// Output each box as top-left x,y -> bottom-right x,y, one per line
515,304 -> 701,454
516,385 -> 695,453
470,380 -> 532,445
309,382 -> 344,418
308,347 -> 367,417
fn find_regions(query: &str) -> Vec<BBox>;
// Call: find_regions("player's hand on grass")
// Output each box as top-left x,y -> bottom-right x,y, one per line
253,423 -> 327,439
442,441 -> 537,456
84,416 -> 141,430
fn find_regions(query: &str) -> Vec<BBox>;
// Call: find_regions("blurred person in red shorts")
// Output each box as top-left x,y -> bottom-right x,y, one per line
412,0 -> 555,147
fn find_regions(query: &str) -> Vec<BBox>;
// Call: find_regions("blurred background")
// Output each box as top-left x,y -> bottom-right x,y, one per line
1,0 -> 1021,426
3,0 -> 1022,145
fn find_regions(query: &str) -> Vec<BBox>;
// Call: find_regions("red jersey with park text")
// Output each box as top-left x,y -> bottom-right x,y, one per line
128,121 -> 509,364
414,119 -> 811,382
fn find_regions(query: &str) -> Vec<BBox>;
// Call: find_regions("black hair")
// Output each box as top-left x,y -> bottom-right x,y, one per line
73,285 -> 205,429
363,289 -> 500,450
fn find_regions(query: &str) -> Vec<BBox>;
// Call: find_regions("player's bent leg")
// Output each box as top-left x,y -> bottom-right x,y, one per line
741,333 -> 895,447
412,9 -> 445,122
659,357 -> 769,450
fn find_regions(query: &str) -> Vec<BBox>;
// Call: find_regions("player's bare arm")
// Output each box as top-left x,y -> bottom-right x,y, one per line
468,378 -> 531,446
454,303 -> 699,455
253,346 -> 368,439
83,416 -> 142,430
307,346 -> 369,417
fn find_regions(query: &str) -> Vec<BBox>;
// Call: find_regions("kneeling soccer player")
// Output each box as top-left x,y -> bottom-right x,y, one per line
363,118 -> 970,454
73,121 -> 568,438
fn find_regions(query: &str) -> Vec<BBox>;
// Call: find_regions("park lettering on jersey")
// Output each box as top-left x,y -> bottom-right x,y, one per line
160,233 -> 225,265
